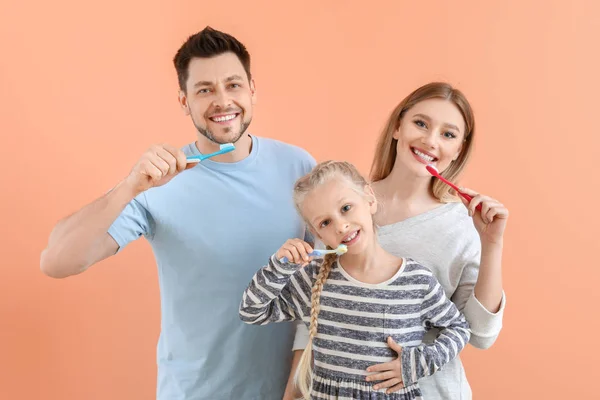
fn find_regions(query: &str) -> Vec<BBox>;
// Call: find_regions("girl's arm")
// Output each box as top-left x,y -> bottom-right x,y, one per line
400,274 -> 471,386
239,239 -> 316,325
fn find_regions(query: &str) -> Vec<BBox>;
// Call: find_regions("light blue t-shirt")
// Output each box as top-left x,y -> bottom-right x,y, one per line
108,135 -> 315,400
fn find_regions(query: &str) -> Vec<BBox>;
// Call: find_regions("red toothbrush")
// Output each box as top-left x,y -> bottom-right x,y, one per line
425,165 -> 482,211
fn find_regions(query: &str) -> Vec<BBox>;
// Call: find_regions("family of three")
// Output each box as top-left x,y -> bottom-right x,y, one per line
40,26 -> 507,400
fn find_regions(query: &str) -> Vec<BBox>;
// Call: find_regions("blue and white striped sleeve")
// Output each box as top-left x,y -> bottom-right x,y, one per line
401,274 -> 471,385
239,255 -> 316,326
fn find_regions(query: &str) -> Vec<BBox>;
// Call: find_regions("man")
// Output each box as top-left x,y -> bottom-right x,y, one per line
40,27 -> 315,400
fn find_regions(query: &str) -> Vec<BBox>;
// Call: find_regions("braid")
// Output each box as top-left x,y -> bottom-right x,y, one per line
296,252 -> 336,399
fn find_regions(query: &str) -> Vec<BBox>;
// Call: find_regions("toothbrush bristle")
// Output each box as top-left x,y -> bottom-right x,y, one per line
425,164 -> 439,175
337,244 -> 348,254
219,143 -> 235,150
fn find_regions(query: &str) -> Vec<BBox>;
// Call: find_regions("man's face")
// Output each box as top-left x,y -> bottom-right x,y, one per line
179,52 -> 256,145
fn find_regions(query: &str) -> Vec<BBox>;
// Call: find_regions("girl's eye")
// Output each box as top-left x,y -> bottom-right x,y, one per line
341,204 -> 351,213
320,220 -> 330,229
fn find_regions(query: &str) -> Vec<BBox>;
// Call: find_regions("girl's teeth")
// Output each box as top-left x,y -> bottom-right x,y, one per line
343,231 -> 358,242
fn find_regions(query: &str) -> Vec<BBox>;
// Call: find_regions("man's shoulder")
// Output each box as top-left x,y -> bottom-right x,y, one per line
257,136 -> 316,167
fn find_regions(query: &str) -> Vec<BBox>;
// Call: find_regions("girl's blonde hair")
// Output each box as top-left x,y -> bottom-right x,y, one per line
292,160 -> 369,399
370,82 -> 476,202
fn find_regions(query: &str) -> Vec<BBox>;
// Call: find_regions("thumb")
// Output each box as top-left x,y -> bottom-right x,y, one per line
185,161 -> 199,170
387,336 -> 402,353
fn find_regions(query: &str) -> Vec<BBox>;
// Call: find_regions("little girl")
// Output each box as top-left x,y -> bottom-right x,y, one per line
239,161 -> 470,400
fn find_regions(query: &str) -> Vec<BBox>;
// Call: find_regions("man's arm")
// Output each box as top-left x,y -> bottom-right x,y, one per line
40,144 -> 189,278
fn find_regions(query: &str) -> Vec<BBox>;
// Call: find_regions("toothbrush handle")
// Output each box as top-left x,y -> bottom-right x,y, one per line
436,174 -> 483,212
280,250 -> 322,264
457,191 -> 482,211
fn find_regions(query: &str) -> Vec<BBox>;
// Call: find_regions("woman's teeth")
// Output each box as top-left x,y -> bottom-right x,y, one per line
412,148 -> 435,162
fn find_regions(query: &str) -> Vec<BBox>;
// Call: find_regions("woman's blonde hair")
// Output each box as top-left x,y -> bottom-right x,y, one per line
292,160 -> 369,399
370,82 -> 476,202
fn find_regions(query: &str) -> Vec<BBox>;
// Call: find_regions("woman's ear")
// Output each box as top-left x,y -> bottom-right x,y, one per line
364,184 -> 378,214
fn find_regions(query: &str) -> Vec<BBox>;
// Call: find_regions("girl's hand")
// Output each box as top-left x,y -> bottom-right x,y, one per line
276,239 -> 314,266
365,337 -> 405,393
459,188 -> 509,244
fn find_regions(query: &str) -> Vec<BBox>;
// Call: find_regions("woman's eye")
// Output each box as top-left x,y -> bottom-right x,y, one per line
443,131 -> 457,139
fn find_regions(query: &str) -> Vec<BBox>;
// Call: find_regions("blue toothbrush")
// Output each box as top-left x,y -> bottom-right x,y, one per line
186,143 -> 235,163
280,244 -> 348,263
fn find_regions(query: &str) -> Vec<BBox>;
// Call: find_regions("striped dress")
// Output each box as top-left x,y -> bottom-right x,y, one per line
239,255 -> 471,400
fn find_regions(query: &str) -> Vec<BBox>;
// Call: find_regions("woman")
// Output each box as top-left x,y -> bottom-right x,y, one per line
284,82 -> 507,399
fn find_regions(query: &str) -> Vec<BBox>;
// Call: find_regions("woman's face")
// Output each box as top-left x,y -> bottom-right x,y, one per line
394,98 -> 466,177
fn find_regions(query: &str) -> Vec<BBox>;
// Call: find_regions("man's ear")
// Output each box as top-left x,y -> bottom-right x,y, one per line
178,90 -> 191,116
250,79 -> 257,105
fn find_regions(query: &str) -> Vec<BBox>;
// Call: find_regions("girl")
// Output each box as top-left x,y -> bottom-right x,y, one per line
287,82 -> 508,399
240,161 -> 471,400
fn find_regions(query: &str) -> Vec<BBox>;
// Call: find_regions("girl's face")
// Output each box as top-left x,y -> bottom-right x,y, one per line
300,178 -> 377,255
394,98 -> 466,177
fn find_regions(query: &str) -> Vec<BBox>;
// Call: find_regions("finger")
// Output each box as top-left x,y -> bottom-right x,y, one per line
302,241 -> 314,255
387,382 -> 405,394
467,194 -> 487,217
277,249 -> 294,262
284,245 -> 302,264
185,160 -> 199,169
373,378 -> 402,390
149,156 -> 171,177
155,146 -> 178,176
458,194 -> 469,208
485,207 -> 498,224
291,240 -> 311,262
491,205 -> 509,219
486,205 -> 509,223
163,145 -> 188,173
366,371 -> 396,383
387,337 -> 403,353
176,151 -> 188,172
480,201 -> 493,223
459,187 -> 479,197
366,361 -> 395,373
283,250 -> 295,263
143,163 -> 164,182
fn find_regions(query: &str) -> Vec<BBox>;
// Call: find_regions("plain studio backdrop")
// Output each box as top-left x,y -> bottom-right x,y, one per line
1,1 -> 597,399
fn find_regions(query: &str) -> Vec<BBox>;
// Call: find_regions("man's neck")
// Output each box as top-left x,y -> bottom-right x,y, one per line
194,133 -> 253,163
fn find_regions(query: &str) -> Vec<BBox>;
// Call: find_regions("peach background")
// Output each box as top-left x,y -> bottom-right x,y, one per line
1,0 -> 598,399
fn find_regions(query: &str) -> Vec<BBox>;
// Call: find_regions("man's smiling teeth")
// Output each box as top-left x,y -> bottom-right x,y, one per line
342,231 -> 358,243
211,114 -> 236,122
412,148 -> 435,162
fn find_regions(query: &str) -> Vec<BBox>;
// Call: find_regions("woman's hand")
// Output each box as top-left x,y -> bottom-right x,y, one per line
365,337 -> 405,393
460,188 -> 509,245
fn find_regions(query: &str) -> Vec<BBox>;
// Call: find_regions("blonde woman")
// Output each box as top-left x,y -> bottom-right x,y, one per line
287,82 -> 508,399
